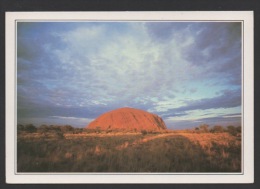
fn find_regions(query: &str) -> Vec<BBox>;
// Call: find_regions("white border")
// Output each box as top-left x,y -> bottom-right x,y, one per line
5,11 -> 254,183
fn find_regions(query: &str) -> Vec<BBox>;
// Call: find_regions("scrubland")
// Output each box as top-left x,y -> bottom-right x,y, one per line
17,125 -> 241,172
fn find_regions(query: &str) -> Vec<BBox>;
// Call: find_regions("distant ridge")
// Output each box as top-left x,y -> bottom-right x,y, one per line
86,107 -> 167,131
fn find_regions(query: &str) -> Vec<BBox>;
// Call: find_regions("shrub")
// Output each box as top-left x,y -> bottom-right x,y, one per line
199,124 -> 209,133
73,128 -> 83,134
95,126 -> 101,133
23,124 -> 37,133
38,125 -> 49,133
17,124 -> 25,131
106,129 -> 112,133
226,125 -> 237,136
236,126 -> 242,133
210,125 -> 224,133
60,125 -> 74,133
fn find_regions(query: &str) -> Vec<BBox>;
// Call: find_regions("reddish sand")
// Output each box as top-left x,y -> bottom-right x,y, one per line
86,107 -> 167,131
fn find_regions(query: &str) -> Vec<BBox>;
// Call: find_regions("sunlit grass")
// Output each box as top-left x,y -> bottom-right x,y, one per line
17,131 -> 241,172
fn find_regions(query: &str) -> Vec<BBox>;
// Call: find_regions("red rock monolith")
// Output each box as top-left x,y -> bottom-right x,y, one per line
86,107 -> 167,131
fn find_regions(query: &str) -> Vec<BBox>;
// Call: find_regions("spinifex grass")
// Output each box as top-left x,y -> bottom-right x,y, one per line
17,132 -> 241,172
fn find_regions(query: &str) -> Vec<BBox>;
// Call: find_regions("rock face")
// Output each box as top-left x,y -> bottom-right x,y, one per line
86,107 -> 167,131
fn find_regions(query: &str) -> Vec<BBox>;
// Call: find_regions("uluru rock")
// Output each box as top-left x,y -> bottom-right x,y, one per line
86,107 -> 167,131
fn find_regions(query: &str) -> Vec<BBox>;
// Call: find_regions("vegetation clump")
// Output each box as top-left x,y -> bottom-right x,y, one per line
193,124 -> 241,137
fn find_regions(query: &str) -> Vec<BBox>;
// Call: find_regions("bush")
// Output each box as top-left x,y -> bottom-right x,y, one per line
226,125 -> 237,136
17,124 -> 25,131
38,125 -> 50,133
60,125 -> 74,133
236,126 -> 241,133
210,125 -> 224,133
23,124 -> 37,133
199,124 -> 209,133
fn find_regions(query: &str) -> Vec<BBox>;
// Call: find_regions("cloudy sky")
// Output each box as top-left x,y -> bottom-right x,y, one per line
17,22 -> 242,129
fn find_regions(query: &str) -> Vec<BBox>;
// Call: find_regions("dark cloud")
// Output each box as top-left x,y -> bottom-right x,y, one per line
161,112 -> 188,119
197,115 -> 241,124
146,22 -> 242,88
167,114 -> 241,129
146,22 -> 191,42
222,113 -> 241,117
187,22 -> 241,57
182,22 -> 241,84
178,89 -> 240,111
17,103 -> 110,120
163,89 -> 241,119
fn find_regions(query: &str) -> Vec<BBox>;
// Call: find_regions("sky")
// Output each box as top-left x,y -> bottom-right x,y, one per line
17,22 -> 242,129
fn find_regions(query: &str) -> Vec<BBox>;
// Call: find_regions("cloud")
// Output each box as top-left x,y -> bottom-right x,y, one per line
146,22 -> 241,84
28,22 -> 191,105
175,89 -> 241,112
165,112 -> 241,129
17,22 -> 242,128
51,116 -> 93,126
18,116 -> 94,127
182,22 -> 241,85
154,89 -> 241,129
222,113 -> 241,118
146,22 -> 191,42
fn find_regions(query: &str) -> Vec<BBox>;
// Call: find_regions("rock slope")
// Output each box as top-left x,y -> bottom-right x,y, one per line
86,107 -> 167,131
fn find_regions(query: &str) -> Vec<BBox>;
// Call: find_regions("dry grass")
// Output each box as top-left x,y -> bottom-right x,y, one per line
178,132 -> 239,146
64,132 -> 141,139
17,131 -> 241,172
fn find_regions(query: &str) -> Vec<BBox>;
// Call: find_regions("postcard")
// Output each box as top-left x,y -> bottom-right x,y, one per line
5,11 -> 254,183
